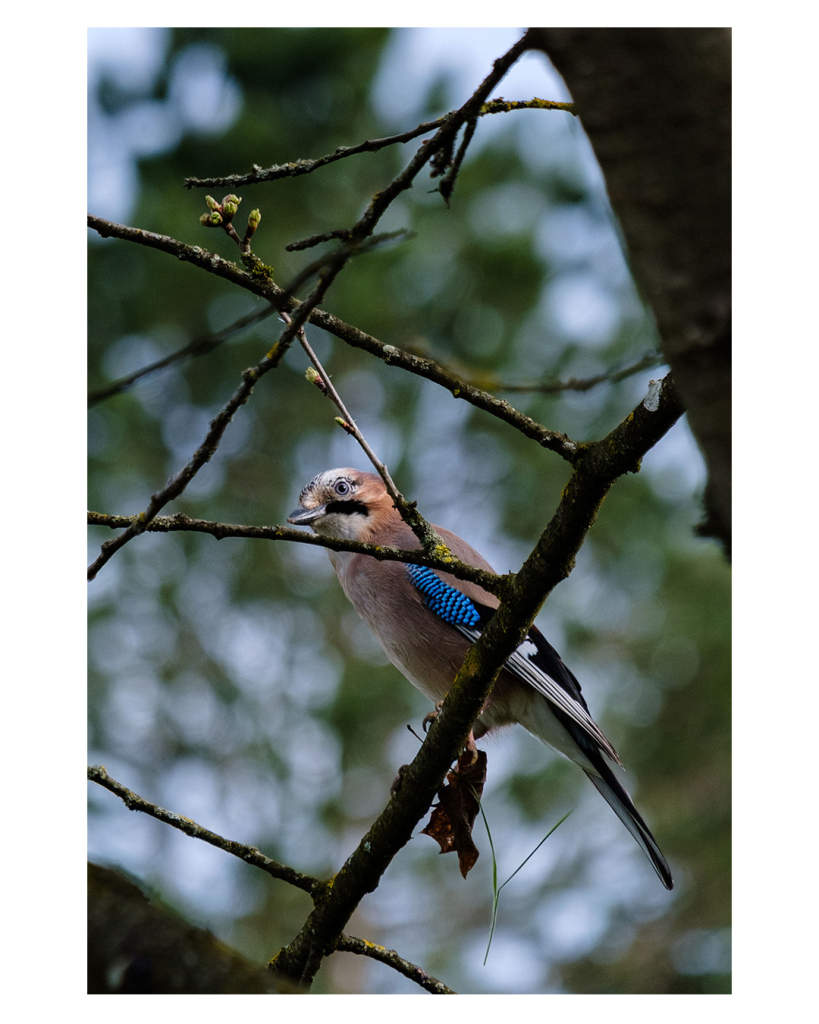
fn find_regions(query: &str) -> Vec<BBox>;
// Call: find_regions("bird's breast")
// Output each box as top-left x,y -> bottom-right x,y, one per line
333,555 -> 470,703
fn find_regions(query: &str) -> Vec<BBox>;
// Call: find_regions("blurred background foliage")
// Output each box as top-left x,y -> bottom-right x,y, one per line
88,27 -> 730,994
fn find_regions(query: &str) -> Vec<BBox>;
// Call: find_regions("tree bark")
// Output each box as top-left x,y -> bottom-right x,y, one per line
530,28 -> 731,555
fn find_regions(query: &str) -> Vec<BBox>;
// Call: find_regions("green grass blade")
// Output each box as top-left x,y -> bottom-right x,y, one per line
481,806 -> 575,965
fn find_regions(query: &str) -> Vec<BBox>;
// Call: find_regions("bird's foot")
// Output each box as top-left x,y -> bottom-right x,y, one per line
423,703 -> 479,763
422,700 -> 445,733
462,730 -> 479,765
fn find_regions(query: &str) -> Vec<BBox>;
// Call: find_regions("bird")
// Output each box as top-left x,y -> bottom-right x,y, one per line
288,467 -> 673,889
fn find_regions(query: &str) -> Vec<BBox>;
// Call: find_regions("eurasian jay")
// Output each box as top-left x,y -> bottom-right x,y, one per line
288,467 -> 673,889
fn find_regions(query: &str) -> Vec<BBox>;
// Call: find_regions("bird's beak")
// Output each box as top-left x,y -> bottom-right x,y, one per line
287,504 -> 326,526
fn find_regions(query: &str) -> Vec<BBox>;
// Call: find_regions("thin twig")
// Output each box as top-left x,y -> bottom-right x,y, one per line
476,352 -> 666,395
294,318 -> 396,489
439,116 -> 478,204
184,119 -> 447,191
285,229 -> 349,253
286,226 -> 412,255
289,314 -> 442,551
88,304 -> 278,406
334,935 -> 455,994
183,97 -> 573,191
87,511 -> 505,595
479,97 -> 575,116
88,765 -> 320,897
279,231 -> 411,299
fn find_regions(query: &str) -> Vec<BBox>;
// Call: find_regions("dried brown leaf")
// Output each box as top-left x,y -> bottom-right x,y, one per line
421,749 -> 487,878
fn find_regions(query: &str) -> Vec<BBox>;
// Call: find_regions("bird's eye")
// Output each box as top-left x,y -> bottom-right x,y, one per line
334,480 -> 351,496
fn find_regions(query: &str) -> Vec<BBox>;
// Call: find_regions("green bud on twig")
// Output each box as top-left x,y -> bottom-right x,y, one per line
205,195 -> 220,212
334,417 -> 355,435
244,208 -> 262,242
305,366 -> 328,395
221,194 -> 241,222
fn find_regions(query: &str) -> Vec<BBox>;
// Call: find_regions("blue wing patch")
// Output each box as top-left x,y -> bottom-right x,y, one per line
406,564 -> 620,762
406,564 -> 481,627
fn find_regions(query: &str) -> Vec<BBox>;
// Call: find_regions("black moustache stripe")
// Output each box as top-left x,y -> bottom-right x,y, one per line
325,499 -> 369,517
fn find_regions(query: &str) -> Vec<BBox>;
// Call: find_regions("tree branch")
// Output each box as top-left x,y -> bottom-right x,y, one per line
88,769 -> 453,993
334,935 -> 455,994
306,308 -> 581,458
87,214 -> 580,461
483,351 -> 666,394
285,226 -> 411,257
183,96 -> 574,191
348,32 -> 534,246
88,765 -> 320,897
86,511 -> 508,597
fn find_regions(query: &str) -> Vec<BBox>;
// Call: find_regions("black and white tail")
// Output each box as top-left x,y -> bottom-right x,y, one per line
584,762 -> 673,890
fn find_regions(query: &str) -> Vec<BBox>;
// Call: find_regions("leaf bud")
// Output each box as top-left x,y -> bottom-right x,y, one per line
246,209 -> 262,238
305,366 -> 328,394
221,194 -> 241,221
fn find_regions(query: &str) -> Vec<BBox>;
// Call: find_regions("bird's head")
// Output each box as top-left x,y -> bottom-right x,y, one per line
287,468 -> 394,541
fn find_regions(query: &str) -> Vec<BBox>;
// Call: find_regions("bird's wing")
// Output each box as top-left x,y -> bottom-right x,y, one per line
405,564 -> 620,764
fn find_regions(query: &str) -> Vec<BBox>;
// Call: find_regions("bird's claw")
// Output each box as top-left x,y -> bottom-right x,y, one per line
423,703 -> 479,764
422,700 -> 445,733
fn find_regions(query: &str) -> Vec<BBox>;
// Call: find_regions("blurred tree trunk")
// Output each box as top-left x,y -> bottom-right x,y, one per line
530,28 -> 731,555
88,862 -> 282,993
